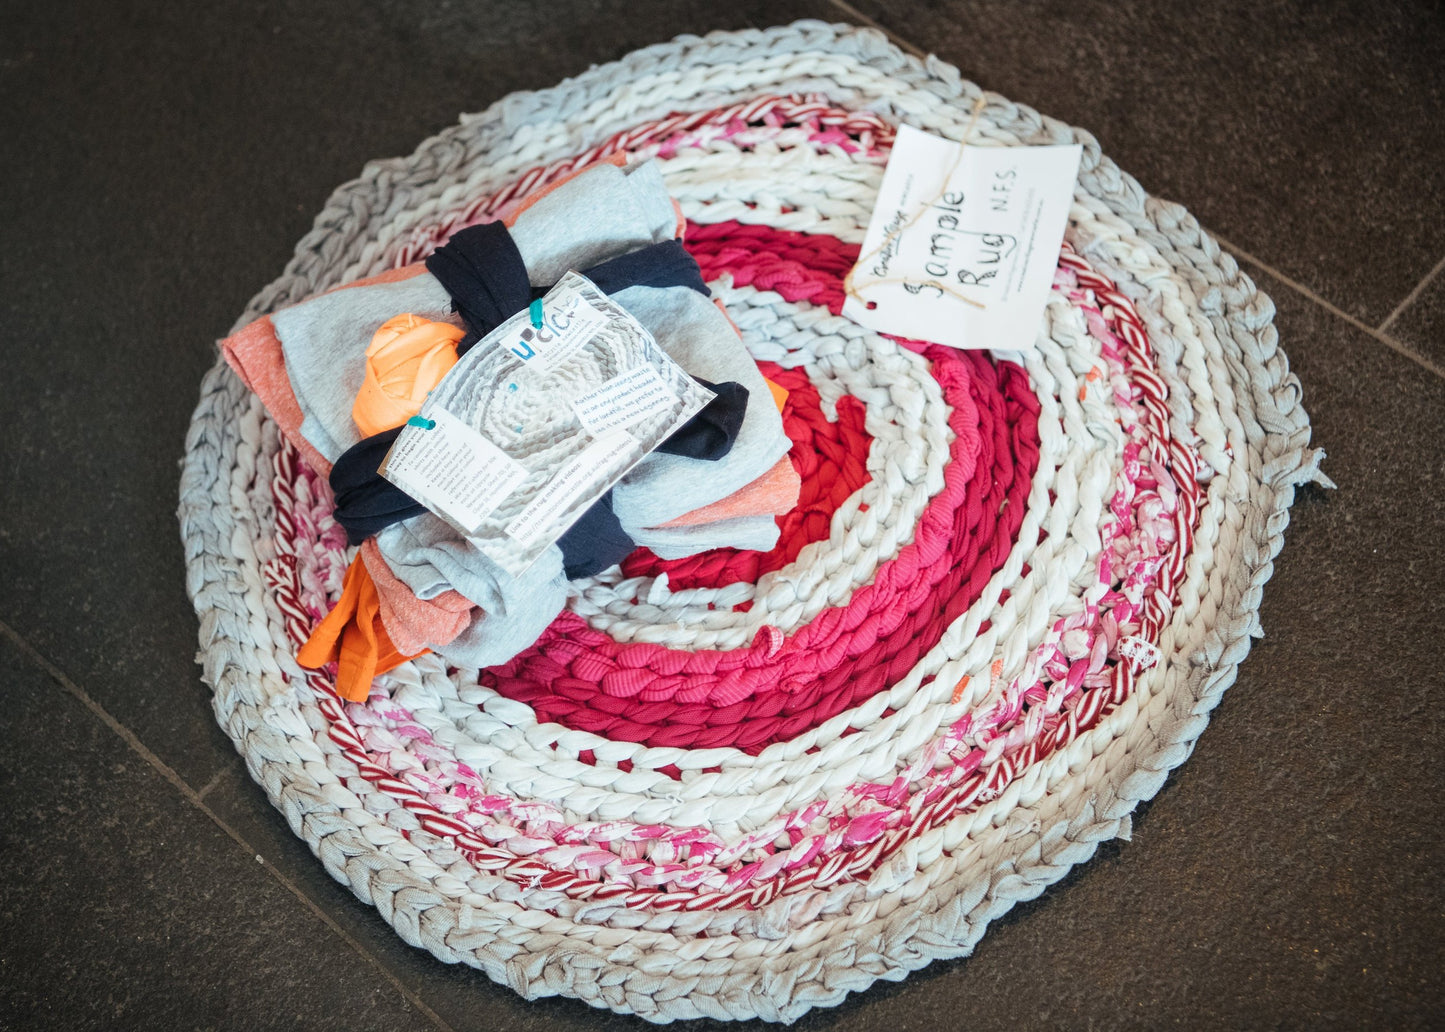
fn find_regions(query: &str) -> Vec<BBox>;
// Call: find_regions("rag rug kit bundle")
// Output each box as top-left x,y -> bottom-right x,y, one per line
179,21 -> 1328,1023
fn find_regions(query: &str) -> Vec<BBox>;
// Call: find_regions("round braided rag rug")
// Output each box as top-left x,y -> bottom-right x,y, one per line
179,21 -> 1328,1024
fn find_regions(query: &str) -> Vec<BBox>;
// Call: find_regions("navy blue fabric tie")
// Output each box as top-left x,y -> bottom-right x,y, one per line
425,222 -> 712,355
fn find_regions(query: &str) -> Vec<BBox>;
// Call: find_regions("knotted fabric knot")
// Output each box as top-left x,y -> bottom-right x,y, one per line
351,314 -> 464,437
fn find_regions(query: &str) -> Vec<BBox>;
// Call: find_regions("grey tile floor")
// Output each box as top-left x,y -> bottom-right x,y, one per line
1,1 -> 1441,1028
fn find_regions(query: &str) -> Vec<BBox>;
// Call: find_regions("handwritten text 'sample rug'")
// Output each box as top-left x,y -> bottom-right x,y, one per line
179,21 -> 1327,1023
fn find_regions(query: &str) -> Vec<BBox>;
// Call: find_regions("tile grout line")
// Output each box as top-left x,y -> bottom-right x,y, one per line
1212,232 -> 1445,381
1378,251 -> 1445,334
195,767 -> 227,801
0,618 -> 458,1032
827,0 -> 927,58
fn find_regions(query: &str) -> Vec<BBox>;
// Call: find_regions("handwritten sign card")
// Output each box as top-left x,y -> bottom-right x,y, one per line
842,124 -> 1082,352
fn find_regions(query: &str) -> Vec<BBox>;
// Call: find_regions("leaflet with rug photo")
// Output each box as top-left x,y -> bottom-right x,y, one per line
842,124 -> 1082,351
381,271 -> 714,575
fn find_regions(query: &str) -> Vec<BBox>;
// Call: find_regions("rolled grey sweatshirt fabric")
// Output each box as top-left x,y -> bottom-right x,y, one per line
637,515 -> 782,560
267,161 -> 789,666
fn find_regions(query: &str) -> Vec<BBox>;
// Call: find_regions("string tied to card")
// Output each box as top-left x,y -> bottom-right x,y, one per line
843,94 -> 991,313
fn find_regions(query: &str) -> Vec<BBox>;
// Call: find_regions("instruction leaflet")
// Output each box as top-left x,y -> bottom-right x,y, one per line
381,271 -> 714,575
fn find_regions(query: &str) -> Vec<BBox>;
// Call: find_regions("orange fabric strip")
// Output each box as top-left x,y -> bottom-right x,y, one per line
351,314 -> 463,437
296,554 -> 428,702
765,377 -> 789,413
